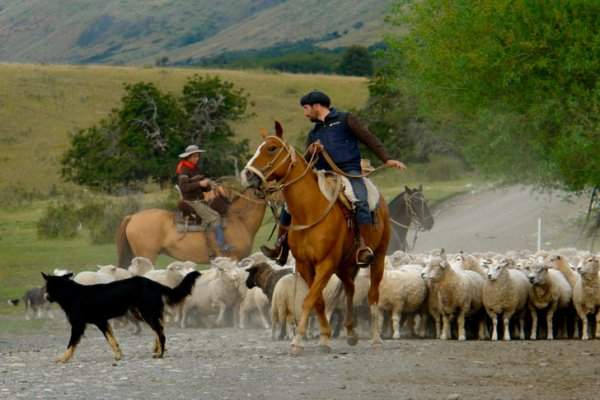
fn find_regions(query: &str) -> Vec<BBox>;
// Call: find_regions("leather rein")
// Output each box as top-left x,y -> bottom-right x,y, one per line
247,136 -> 343,232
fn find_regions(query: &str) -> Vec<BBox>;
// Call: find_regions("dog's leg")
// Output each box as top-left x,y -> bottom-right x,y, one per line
57,323 -> 85,363
150,319 -> 166,359
96,321 -> 123,361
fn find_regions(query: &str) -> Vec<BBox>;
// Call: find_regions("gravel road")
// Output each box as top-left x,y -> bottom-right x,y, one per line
2,318 -> 600,400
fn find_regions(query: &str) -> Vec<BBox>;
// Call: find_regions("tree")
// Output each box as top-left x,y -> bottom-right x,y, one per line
386,0 -> 600,191
180,75 -> 250,177
337,45 -> 374,77
61,78 -> 250,191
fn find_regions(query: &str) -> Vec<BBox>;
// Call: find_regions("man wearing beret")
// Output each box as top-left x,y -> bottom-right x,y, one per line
261,90 -> 406,266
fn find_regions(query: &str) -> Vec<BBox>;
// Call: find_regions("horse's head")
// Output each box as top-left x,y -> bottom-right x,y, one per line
405,185 -> 434,231
241,121 -> 297,190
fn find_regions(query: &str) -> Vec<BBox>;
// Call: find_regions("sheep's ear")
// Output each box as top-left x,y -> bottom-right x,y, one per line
440,248 -> 447,260
259,127 -> 269,139
274,121 -> 283,138
41,272 -> 49,280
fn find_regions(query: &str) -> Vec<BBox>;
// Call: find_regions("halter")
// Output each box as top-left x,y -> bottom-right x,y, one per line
245,136 -> 317,193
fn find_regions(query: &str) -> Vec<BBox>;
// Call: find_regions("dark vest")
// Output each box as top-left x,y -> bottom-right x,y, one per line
307,108 -> 361,172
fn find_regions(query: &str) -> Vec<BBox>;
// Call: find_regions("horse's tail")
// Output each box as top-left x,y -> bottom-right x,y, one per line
116,215 -> 134,268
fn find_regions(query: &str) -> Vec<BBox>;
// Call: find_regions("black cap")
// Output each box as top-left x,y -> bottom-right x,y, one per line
300,90 -> 331,108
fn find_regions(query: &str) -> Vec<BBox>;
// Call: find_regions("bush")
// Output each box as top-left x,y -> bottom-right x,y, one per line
88,197 -> 142,244
37,203 -> 80,239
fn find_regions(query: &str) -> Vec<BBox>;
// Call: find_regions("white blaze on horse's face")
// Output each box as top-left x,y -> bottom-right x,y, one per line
241,136 -> 292,188
241,142 -> 265,187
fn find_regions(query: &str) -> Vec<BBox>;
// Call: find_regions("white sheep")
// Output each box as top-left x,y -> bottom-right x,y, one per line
526,259 -> 573,340
73,269 -> 114,285
270,273 -> 343,341
377,268 -> 428,339
573,255 -> 600,340
482,258 -> 530,340
421,252 -> 485,341
97,265 -> 132,280
550,254 -> 578,289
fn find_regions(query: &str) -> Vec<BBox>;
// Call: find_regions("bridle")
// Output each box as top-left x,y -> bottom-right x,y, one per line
390,190 -> 433,252
245,136 -> 317,193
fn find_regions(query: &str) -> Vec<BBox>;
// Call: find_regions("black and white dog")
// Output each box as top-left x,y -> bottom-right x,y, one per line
8,286 -> 53,320
42,271 -> 200,363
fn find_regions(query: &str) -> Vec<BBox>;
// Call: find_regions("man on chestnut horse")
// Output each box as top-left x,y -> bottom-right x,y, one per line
261,90 -> 406,265
176,144 -> 232,252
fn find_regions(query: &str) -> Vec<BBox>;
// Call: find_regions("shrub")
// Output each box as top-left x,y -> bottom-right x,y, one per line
37,202 -> 80,239
88,196 -> 142,244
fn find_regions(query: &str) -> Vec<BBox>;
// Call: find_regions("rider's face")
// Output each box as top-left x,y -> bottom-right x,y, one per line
188,154 -> 200,164
302,104 -> 318,120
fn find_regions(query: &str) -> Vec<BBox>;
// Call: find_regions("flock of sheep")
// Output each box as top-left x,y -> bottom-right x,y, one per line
18,247 -> 600,342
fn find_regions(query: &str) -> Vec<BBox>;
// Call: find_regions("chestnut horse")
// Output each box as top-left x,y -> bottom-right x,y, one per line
241,122 -> 391,354
116,188 -> 266,267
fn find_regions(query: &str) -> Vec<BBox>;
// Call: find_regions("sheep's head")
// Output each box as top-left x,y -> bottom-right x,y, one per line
129,256 -> 154,276
487,259 -> 510,281
527,261 -> 549,285
577,255 -> 599,278
245,262 -> 272,289
421,257 -> 448,282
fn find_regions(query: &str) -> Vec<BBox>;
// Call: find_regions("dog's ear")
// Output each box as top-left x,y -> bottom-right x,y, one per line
41,272 -> 49,281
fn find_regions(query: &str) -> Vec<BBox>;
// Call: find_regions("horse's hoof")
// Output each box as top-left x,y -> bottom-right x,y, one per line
347,334 -> 359,346
290,345 -> 304,356
319,344 -> 332,354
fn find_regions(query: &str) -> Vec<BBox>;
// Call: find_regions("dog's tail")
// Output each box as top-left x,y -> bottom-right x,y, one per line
162,271 -> 201,305
7,299 -> 19,306
116,215 -> 134,268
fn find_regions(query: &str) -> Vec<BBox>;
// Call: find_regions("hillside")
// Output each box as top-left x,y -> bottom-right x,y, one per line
0,63 -> 369,189
0,0 -> 394,64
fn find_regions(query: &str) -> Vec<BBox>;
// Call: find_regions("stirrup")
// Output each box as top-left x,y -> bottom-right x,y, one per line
356,246 -> 374,267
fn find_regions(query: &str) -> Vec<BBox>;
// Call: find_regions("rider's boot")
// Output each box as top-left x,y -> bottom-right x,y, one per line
260,226 -> 289,266
214,224 -> 232,253
356,223 -> 375,267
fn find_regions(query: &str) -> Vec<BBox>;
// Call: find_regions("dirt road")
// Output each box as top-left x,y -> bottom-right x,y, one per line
2,319 -> 600,400
410,185 -> 591,253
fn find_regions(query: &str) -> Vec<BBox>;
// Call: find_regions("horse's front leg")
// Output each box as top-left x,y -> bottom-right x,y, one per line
368,252 -> 385,347
291,260 -> 334,355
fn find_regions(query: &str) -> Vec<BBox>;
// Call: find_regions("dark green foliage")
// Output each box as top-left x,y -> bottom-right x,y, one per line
61,78 -> 250,191
389,0 -> 600,191
337,45 -> 373,77
180,75 -> 250,177
37,203 -> 80,239
88,197 -> 141,244
179,40 -> 384,75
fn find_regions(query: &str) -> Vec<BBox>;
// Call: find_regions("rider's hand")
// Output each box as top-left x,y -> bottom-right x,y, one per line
199,178 -> 211,188
385,159 -> 406,170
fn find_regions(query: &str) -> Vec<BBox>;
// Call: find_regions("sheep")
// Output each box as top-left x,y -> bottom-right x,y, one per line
97,265 -> 132,280
482,258 -> 530,340
269,272 -> 344,340
377,268 -> 428,339
573,255 -> 600,340
245,262 -> 293,302
421,251 -> 485,341
73,269 -> 114,285
127,256 -> 155,276
180,263 -> 245,328
239,287 -> 271,330
526,259 -> 573,340
550,254 -> 578,289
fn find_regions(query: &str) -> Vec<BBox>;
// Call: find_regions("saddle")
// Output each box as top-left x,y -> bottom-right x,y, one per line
316,170 -> 380,211
174,186 -> 231,233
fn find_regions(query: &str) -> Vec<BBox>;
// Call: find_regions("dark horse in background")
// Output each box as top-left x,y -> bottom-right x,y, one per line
387,185 -> 434,253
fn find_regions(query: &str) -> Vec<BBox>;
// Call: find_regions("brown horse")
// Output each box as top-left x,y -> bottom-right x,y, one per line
241,122 -> 391,354
116,188 -> 266,267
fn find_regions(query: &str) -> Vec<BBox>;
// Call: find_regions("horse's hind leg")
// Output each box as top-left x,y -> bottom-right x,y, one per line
339,270 -> 359,346
368,252 -> 385,347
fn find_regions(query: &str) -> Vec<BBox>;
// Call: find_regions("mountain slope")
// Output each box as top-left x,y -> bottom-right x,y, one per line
0,0 -> 393,64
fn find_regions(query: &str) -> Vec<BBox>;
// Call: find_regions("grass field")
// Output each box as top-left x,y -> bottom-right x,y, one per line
0,63 -> 369,189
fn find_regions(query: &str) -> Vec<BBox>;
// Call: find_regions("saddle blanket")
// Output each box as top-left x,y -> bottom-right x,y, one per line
316,170 -> 380,211
175,211 -> 206,233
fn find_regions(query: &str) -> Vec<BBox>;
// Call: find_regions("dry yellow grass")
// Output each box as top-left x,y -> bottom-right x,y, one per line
0,63 -> 368,189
